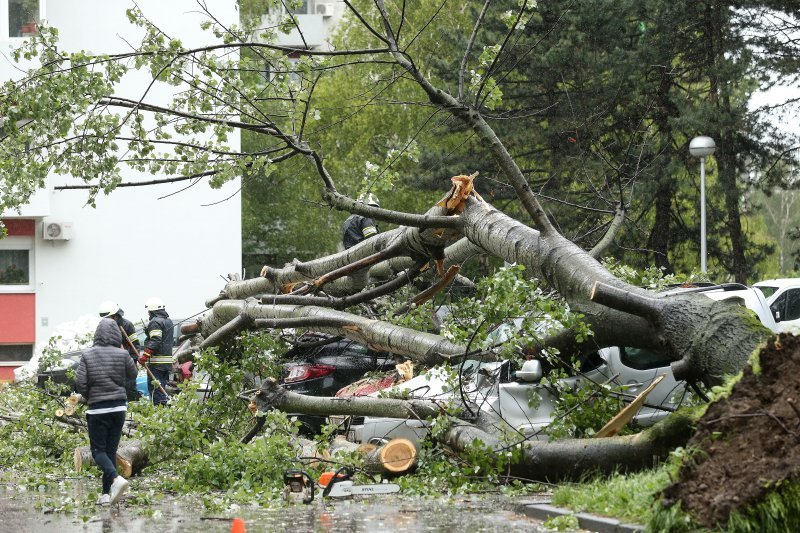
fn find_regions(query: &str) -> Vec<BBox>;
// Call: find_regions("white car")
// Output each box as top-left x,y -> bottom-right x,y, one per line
345,283 -> 779,448
753,278 -> 800,333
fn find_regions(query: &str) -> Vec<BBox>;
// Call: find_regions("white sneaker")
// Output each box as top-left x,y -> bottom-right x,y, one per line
96,494 -> 111,505
109,475 -> 129,504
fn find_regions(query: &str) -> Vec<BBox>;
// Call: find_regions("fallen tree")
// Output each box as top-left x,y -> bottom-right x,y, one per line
1,0 -> 787,510
191,182 -> 770,386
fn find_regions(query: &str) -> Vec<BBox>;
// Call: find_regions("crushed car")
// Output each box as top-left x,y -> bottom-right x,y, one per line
338,283 -> 780,448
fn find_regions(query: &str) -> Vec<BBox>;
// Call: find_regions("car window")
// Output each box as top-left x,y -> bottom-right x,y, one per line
577,351 -> 605,372
620,347 -> 672,371
771,292 -> 787,320
346,343 -> 369,354
785,290 -> 800,321
755,285 -> 778,299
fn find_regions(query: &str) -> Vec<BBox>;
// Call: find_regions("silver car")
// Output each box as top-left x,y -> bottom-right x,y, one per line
346,345 -> 684,447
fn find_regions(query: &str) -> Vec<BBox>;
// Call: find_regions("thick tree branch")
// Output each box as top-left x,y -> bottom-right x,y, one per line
191,300 -> 474,365
252,378 -> 455,419
323,189 -> 463,229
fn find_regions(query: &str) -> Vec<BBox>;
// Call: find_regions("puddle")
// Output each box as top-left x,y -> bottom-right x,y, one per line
0,481 -> 546,532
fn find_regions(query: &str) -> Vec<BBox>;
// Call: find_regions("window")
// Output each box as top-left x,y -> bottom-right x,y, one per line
288,0 -> 315,15
785,289 -> 800,321
755,285 -> 778,299
0,344 -> 33,362
771,292 -> 787,320
620,347 -> 672,371
0,249 -> 29,284
0,236 -> 33,290
8,0 -> 39,38
263,57 -> 302,87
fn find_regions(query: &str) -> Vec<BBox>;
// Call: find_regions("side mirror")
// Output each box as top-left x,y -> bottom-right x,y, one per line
774,310 -> 782,323
516,359 -> 543,383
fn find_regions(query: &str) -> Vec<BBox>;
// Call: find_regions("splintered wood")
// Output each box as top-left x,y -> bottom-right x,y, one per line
436,172 -> 479,215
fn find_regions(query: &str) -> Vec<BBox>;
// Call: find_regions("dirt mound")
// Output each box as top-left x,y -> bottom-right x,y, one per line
661,333 -> 800,528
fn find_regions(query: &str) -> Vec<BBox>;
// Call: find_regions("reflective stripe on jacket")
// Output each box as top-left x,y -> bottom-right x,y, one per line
342,214 -> 379,249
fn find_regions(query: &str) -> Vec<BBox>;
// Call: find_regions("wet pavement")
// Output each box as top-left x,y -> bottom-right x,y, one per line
0,481 -> 548,532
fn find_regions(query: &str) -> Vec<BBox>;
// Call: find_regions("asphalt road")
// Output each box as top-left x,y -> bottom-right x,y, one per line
0,481 -> 547,532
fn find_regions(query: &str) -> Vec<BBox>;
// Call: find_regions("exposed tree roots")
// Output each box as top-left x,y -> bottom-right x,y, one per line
661,333 -> 799,529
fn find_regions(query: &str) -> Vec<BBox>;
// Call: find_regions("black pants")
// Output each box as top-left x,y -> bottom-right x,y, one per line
87,411 -> 126,494
148,365 -> 171,405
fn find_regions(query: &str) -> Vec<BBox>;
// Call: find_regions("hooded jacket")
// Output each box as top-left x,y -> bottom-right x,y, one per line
111,309 -> 141,360
76,318 -> 138,405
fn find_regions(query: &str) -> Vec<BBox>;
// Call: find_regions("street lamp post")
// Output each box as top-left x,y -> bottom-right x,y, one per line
689,136 -> 716,273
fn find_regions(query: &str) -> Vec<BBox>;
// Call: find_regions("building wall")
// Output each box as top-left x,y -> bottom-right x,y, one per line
0,0 -> 241,371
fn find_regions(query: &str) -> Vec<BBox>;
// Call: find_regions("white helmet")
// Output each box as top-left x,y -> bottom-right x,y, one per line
357,192 -> 380,207
98,300 -> 120,317
145,297 -> 165,312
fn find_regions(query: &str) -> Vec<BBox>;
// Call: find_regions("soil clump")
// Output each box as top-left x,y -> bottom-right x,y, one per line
661,333 -> 800,528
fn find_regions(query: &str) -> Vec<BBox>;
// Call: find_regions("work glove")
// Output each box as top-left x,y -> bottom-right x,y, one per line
138,349 -> 153,365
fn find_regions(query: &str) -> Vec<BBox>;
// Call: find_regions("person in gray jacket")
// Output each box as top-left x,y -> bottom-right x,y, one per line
76,318 -> 137,505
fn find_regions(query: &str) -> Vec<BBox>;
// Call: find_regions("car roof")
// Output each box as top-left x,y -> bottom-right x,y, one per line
658,283 -> 778,332
753,278 -> 800,289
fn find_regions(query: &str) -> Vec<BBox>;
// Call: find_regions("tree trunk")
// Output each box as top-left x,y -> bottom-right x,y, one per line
441,414 -> 695,482
253,375 -> 693,481
73,440 -> 148,477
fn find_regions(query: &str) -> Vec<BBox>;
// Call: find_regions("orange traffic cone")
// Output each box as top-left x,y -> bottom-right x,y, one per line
231,518 -> 246,533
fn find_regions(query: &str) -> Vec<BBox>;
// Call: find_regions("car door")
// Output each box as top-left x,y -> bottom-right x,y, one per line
771,288 -> 800,333
598,346 -> 685,426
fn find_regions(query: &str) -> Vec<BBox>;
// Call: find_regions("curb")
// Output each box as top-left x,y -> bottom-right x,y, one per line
516,502 -> 645,532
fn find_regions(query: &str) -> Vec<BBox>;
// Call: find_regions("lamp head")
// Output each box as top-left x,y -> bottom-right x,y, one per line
689,136 -> 716,158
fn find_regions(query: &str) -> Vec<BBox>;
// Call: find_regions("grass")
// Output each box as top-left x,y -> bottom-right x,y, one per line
552,466 -> 800,532
550,467 -> 670,525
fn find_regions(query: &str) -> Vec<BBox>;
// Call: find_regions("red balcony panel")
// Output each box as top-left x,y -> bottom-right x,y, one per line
0,367 -> 16,382
0,294 -> 35,343
2,219 -> 35,237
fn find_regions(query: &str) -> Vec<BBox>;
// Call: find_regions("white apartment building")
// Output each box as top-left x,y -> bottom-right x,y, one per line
0,0 -> 241,380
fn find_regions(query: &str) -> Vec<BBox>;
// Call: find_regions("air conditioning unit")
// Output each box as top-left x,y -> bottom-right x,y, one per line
42,221 -> 73,241
315,2 -> 335,17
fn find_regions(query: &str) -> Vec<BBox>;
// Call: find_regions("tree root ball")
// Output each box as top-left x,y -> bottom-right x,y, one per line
661,333 -> 800,528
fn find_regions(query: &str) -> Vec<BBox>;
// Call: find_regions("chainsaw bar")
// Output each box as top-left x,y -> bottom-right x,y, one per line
325,480 -> 400,498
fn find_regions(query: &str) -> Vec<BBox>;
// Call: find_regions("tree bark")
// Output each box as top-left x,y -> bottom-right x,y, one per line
253,376 -> 693,482
208,203 -> 463,304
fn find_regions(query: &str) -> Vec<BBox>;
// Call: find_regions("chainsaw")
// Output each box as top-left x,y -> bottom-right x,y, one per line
283,470 -> 315,504
320,467 -> 400,499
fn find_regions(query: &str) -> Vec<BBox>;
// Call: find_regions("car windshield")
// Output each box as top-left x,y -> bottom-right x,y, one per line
620,347 -> 673,371
755,286 -> 778,299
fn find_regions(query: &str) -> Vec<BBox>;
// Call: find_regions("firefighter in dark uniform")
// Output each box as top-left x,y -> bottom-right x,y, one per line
99,301 -> 142,400
138,297 -> 174,406
342,193 -> 380,249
